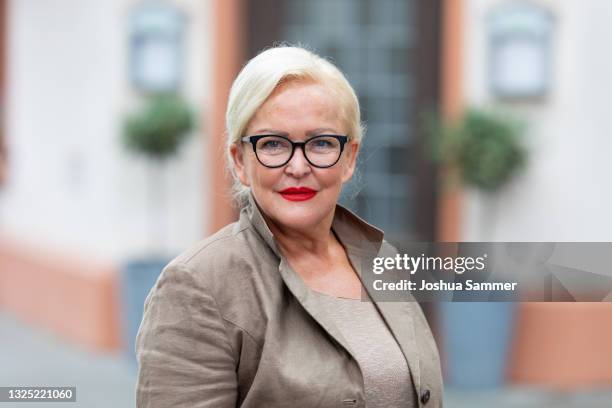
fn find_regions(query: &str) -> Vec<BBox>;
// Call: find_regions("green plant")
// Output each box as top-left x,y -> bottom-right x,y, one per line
122,93 -> 194,159
425,108 -> 527,191
121,93 -> 195,256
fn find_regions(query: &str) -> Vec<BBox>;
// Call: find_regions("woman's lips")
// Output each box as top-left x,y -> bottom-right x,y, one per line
279,187 -> 317,201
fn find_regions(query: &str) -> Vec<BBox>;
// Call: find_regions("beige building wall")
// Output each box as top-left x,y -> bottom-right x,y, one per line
0,0 -> 212,262
461,0 -> 612,241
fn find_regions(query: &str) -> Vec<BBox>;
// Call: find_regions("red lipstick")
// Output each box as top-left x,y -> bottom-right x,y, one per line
279,187 -> 317,201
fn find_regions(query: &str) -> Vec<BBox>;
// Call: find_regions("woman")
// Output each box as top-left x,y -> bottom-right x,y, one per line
136,45 -> 443,407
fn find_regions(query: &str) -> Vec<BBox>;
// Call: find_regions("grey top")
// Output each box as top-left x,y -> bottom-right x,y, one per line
310,289 -> 417,408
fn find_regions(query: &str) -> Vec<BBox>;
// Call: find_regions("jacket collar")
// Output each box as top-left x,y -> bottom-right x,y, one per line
241,192 -> 422,397
243,193 -> 283,258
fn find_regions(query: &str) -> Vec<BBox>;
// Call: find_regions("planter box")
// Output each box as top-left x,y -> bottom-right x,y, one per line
120,258 -> 169,363
441,302 -> 516,388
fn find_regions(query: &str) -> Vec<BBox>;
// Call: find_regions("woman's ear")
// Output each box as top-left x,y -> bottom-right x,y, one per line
341,140 -> 360,183
230,143 -> 251,186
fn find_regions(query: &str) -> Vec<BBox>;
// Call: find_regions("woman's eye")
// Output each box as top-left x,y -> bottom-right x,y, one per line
310,139 -> 336,150
261,140 -> 285,150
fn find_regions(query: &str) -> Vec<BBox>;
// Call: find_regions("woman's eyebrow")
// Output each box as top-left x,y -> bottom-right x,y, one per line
252,129 -> 289,136
305,128 -> 339,136
250,127 -> 340,137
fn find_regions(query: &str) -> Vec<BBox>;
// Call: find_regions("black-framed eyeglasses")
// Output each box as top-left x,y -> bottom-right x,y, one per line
240,134 -> 349,168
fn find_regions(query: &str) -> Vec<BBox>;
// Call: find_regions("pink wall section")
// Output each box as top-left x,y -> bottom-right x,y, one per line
0,236 -> 120,351
510,302 -> 612,389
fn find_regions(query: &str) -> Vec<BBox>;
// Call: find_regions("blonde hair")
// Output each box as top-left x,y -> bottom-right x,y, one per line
225,44 -> 364,206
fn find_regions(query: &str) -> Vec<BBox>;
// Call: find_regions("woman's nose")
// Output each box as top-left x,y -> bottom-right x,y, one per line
284,146 -> 311,177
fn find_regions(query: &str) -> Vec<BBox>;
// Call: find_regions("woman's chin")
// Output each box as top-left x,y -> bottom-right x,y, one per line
269,205 -> 332,232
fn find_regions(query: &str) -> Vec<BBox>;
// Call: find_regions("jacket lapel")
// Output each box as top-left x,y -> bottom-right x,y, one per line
342,245 -> 422,396
277,257 -> 356,360
369,297 -> 422,394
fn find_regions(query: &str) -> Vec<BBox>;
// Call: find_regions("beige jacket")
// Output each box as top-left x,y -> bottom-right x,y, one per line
136,194 -> 444,407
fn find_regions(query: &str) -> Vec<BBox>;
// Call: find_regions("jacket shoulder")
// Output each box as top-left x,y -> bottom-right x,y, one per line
160,220 -> 279,300
171,221 -> 240,260
153,219 -> 280,345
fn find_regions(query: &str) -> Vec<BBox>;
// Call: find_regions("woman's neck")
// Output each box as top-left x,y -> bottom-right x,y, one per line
263,213 -> 336,260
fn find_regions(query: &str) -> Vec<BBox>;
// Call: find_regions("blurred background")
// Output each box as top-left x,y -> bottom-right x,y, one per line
1,0 -> 612,406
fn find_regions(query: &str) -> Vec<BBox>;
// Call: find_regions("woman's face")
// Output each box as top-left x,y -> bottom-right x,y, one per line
231,79 -> 359,233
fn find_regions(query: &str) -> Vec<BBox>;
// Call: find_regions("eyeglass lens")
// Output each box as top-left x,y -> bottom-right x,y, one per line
255,136 -> 342,167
